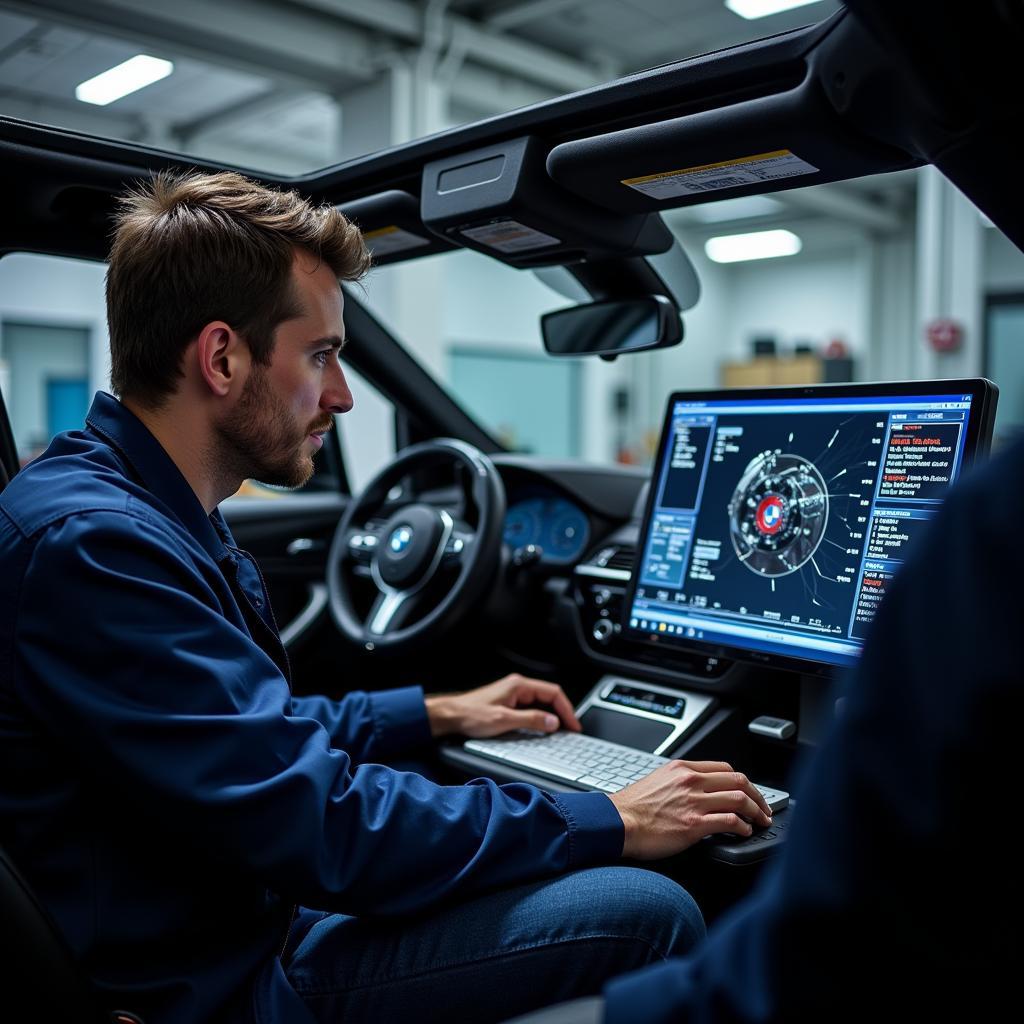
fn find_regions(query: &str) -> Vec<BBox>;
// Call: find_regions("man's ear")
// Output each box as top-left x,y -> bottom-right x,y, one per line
195,321 -> 247,397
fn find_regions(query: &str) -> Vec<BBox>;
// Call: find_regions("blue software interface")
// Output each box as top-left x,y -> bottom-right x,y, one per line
627,391 -> 974,666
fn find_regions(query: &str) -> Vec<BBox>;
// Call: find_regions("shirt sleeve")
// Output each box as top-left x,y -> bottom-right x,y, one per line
603,451 -> 1021,1023
289,687 -> 432,764
13,507 -> 623,917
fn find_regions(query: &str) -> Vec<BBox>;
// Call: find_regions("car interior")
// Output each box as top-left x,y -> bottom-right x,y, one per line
1,0 -> 1022,1019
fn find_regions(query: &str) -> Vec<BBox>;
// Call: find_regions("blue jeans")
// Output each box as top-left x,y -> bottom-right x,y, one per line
285,866 -> 704,1023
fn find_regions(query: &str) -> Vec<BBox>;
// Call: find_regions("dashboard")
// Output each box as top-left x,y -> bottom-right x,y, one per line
503,490 -> 590,565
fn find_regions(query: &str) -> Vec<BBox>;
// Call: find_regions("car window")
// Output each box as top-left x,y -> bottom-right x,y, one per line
0,253 -> 107,467
335,363 -> 395,493
357,172 -> 1024,465
360,249 -> 635,465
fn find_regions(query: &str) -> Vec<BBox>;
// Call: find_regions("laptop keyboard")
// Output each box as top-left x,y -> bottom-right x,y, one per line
465,731 -> 789,810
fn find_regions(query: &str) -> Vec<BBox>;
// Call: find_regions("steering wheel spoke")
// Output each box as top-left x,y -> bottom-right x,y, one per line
367,587 -> 412,635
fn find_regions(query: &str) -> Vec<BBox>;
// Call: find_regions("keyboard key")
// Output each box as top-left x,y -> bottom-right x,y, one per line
508,756 -> 585,782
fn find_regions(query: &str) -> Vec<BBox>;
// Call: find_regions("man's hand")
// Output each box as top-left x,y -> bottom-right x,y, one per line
425,674 -> 582,739
609,760 -> 773,860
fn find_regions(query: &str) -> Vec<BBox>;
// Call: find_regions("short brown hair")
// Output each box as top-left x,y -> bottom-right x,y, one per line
106,170 -> 370,407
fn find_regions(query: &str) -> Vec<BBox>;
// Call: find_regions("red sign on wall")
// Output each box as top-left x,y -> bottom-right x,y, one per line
925,318 -> 964,353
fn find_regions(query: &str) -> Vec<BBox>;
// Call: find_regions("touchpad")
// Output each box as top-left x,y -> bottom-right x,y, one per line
579,706 -> 673,752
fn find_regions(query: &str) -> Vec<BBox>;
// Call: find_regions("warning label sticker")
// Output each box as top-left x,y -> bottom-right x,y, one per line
362,225 -> 431,257
461,219 -> 561,254
622,150 -> 819,201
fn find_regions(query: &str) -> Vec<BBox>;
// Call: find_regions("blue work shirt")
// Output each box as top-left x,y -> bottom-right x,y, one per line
0,392 -> 623,1023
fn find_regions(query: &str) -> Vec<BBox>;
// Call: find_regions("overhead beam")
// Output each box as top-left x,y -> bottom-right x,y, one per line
488,0 -> 584,32
2,0 -> 377,94
448,61 -> 557,120
174,88 -> 312,144
288,0 -> 602,93
0,18 -> 43,65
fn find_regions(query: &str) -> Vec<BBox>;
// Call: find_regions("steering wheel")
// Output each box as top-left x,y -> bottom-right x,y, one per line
327,438 -> 506,653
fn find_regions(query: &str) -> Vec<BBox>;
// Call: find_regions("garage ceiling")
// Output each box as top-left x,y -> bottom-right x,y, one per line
0,0 -> 910,236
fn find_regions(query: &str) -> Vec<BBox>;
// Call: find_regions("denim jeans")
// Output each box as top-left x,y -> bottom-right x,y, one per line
285,866 -> 704,1023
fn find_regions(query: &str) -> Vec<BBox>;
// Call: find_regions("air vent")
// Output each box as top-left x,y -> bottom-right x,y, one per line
576,544 -> 636,580
603,546 -> 636,572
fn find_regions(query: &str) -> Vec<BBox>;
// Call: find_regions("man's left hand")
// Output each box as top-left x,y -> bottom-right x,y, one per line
425,674 -> 582,739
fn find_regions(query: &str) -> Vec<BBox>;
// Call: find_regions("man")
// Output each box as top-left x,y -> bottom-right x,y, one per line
514,426 -> 1022,1022
0,171 -> 772,1024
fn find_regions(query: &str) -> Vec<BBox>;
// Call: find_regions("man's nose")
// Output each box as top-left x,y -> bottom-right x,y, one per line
323,365 -> 354,415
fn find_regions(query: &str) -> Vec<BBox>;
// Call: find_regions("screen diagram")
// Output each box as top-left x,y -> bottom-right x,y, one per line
728,450 -> 829,577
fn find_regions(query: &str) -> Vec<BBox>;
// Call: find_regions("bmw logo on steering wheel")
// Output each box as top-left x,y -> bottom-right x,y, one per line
389,526 -> 414,555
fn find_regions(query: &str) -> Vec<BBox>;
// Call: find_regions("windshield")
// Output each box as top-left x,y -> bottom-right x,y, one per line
361,167 -> 1024,469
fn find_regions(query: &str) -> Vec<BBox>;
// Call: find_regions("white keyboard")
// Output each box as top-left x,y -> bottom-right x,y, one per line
464,731 -> 789,810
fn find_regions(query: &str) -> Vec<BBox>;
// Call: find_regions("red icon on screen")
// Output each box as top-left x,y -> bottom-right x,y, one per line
755,495 -> 785,535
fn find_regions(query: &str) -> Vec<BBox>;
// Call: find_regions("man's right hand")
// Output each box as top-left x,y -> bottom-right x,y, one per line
608,760 -> 773,860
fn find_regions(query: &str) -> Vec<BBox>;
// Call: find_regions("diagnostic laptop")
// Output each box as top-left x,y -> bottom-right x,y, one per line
445,379 -> 997,807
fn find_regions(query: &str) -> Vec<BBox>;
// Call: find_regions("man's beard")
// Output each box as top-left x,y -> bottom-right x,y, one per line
216,366 -> 331,489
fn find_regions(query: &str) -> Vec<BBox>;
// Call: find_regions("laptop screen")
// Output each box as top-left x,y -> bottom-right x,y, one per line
624,380 -> 995,669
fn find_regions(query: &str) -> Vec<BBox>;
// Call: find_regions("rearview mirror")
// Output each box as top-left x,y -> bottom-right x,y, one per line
541,295 -> 682,358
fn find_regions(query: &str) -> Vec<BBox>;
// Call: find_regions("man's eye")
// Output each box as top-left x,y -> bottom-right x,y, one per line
314,350 -> 331,367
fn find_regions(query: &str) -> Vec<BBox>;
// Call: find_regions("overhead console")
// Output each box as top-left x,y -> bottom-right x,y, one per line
338,189 -> 456,266
420,136 -> 673,269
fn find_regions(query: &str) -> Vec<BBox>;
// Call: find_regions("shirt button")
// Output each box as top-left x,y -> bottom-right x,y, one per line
254,596 -> 263,608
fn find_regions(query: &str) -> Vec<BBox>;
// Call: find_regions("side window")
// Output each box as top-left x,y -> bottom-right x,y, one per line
1,320 -> 92,466
0,253 -> 109,467
337,363 -> 396,493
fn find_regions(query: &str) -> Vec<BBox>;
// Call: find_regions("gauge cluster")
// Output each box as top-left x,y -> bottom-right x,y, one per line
503,491 -> 590,565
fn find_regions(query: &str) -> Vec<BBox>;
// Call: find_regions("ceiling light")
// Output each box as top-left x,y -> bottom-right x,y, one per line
725,0 -> 825,20
705,229 -> 802,263
75,55 -> 173,106
689,196 -> 786,223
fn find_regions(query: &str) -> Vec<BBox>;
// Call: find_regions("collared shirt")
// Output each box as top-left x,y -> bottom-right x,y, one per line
0,392 -> 623,1024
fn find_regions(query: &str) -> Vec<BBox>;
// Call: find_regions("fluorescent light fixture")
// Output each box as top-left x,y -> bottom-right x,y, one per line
689,195 -> 786,223
705,229 -> 802,263
75,55 -> 173,106
725,0 -> 824,20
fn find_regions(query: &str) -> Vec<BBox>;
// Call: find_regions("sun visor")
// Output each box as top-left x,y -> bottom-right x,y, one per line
338,190 -> 455,265
546,72 -> 918,215
420,136 -> 673,268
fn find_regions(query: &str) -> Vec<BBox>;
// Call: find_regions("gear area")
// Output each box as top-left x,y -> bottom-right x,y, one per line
728,452 -> 829,577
